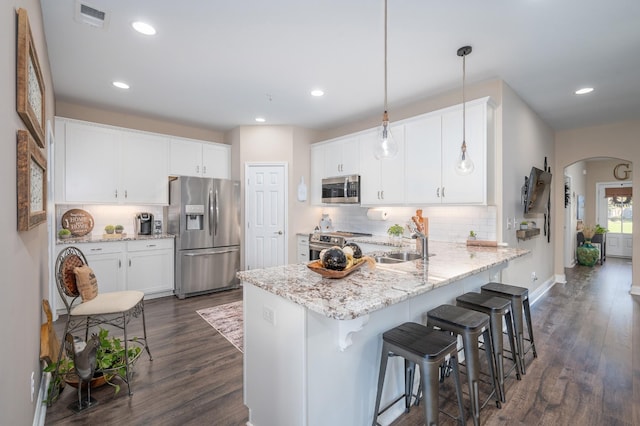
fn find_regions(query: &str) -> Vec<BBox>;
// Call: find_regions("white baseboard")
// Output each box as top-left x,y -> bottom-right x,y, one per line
555,274 -> 567,284
530,276 -> 556,306
630,285 -> 640,296
32,371 -> 50,426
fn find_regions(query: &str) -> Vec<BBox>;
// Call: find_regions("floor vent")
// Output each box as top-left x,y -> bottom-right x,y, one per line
75,1 -> 110,29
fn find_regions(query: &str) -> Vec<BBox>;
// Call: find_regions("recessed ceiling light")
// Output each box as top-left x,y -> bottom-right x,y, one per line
112,81 -> 130,89
132,21 -> 156,35
575,87 -> 594,95
255,117 -> 266,123
311,89 -> 324,97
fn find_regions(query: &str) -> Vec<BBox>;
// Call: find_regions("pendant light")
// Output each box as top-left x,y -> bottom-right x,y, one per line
454,45 -> 475,175
374,0 -> 398,160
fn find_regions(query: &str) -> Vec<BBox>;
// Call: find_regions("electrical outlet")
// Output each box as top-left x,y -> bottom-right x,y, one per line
30,371 -> 35,402
507,218 -> 512,230
531,271 -> 538,281
262,306 -> 275,325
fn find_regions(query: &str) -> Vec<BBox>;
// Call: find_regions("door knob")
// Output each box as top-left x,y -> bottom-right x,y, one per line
274,231 -> 283,235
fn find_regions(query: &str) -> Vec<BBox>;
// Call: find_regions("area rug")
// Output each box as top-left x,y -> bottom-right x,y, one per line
197,301 -> 243,353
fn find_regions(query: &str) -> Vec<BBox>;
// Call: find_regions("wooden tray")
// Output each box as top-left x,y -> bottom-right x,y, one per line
307,258 -> 369,279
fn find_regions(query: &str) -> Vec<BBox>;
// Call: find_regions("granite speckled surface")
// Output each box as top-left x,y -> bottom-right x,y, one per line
56,234 -> 175,245
238,241 -> 529,320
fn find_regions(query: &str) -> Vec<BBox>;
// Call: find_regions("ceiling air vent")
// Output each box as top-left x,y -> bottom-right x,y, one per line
75,1 -> 110,29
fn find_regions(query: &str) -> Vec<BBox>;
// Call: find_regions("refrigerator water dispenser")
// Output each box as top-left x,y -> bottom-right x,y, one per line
185,204 -> 204,230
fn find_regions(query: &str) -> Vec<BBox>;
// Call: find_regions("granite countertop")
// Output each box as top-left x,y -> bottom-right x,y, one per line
237,241 -> 529,320
56,233 -> 175,245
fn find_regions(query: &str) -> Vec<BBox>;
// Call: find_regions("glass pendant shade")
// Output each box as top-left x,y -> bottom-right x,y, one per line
375,111 -> 399,159
455,45 -> 474,176
455,140 -> 474,175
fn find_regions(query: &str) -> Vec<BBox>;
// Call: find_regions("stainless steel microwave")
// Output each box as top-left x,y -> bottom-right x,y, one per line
321,175 -> 360,204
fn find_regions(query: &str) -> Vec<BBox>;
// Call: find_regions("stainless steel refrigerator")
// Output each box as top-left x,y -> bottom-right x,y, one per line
168,177 -> 241,299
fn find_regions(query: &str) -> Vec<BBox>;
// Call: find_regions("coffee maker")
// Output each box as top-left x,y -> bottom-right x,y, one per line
135,212 -> 154,236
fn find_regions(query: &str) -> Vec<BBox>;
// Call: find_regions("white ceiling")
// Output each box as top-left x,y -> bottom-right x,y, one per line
41,0 -> 640,133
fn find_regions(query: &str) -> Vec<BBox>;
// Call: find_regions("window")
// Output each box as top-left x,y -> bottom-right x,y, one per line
607,196 -> 633,234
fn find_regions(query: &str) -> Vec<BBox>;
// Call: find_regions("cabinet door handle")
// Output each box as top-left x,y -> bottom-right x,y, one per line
90,248 -> 102,252
381,190 -> 384,199
125,190 -> 128,199
437,188 -> 440,198
147,244 -> 156,248
115,189 -> 118,198
196,165 -> 200,174
129,259 -> 132,267
118,260 -> 121,268
203,166 -> 207,174
442,187 -> 445,197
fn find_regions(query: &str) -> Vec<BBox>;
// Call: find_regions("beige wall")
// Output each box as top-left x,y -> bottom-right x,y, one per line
554,119 -> 640,293
56,100 -> 226,143
1,2 -> 55,424
228,126 -> 320,267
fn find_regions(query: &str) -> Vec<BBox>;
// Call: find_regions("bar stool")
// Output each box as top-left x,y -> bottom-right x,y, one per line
456,292 -> 521,404
481,282 -> 538,375
373,322 -> 465,426
426,304 -> 500,426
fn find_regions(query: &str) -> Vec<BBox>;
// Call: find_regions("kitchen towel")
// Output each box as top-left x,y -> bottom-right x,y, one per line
366,209 -> 388,221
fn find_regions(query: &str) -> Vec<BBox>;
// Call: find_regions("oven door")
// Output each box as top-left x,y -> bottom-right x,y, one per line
309,243 -> 327,261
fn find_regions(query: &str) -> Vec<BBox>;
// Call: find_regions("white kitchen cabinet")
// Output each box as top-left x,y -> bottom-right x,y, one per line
56,118 -> 169,205
83,242 -> 127,293
405,97 -> 491,205
169,138 -> 230,179
121,132 -> 169,204
359,126 -> 406,205
310,144 -> 324,205
296,234 -> 309,263
322,136 -> 359,177
61,120 -> 122,203
126,239 -> 174,296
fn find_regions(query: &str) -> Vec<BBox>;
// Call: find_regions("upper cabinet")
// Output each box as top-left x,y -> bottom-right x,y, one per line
169,138 -> 230,179
56,118 -> 169,205
359,126 -> 406,205
322,136 -> 360,177
403,97 -> 492,205
310,96 -> 493,206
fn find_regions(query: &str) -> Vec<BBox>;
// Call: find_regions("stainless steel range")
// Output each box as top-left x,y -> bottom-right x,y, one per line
309,231 -> 372,260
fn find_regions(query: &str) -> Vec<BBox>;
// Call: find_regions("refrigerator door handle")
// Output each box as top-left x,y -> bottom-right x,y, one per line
208,189 -> 214,236
183,248 -> 239,257
215,189 -> 219,237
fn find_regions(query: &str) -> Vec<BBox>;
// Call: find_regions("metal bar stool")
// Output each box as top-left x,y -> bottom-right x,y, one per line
481,282 -> 538,375
373,322 -> 465,426
456,292 -> 521,404
426,304 -> 501,426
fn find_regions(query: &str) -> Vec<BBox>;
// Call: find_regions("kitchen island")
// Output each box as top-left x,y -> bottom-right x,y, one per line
238,241 -> 529,426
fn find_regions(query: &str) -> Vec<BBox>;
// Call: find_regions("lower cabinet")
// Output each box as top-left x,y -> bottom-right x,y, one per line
296,234 -> 309,263
126,239 -> 174,295
55,238 -> 175,313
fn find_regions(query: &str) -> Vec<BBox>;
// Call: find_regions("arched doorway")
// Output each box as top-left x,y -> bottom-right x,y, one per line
562,157 -> 633,268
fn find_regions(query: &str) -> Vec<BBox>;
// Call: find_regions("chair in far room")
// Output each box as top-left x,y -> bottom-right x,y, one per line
50,246 -> 152,403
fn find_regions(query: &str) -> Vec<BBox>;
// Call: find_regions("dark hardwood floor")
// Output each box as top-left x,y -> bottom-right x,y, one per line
46,258 -> 638,425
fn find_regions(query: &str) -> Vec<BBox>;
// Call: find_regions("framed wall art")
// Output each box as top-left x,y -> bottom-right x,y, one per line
17,130 -> 47,231
16,8 -> 45,148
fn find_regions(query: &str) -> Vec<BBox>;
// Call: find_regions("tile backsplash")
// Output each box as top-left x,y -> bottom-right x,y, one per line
55,204 -> 165,237
318,205 -> 497,242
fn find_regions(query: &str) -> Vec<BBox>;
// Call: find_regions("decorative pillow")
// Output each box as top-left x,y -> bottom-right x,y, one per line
73,265 -> 99,302
61,254 -> 83,297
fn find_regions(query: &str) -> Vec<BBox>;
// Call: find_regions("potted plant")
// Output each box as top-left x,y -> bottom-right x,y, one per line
115,224 -> 124,234
387,224 -> 404,246
58,229 -> 72,240
595,224 -> 608,234
468,230 -> 477,240
104,224 -> 115,234
45,328 -> 143,400
520,221 -> 528,230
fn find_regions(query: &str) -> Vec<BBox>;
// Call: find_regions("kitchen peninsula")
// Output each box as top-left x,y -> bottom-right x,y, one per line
238,241 -> 529,426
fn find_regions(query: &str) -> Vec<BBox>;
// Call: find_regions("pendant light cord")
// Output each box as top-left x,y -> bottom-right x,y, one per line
384,0 -> 388,114
462,51 -> 466,148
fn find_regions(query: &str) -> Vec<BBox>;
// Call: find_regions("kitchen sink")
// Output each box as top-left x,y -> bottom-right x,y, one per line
385,252 -> 423,261
373,256 -> 405,264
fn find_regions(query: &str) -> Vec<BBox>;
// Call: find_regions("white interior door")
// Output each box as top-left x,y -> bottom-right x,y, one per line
245,164 -> 287,270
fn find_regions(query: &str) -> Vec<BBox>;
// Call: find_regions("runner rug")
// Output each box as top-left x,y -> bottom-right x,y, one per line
196,301 -> 243,353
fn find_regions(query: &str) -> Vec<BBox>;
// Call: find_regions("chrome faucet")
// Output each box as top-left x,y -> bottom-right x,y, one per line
410,229 -> 429,261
